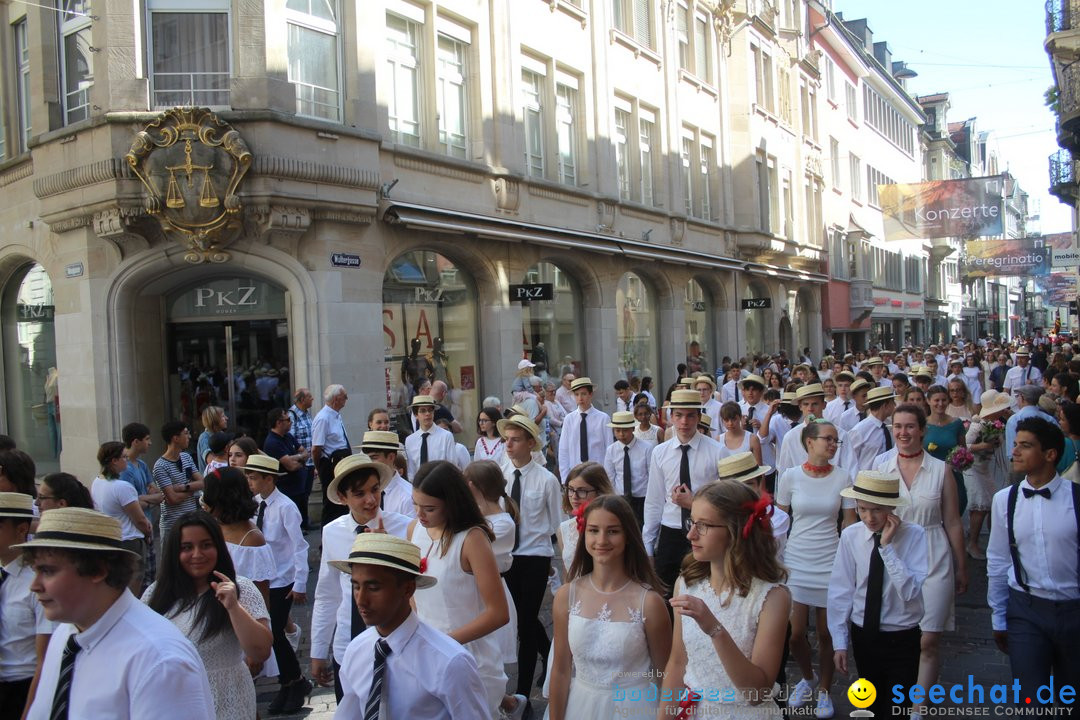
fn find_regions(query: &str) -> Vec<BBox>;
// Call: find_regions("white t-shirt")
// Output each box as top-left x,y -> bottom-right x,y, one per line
91,476 -> 143,540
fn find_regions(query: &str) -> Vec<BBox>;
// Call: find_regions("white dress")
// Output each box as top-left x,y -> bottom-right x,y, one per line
680,576 -> 781,719
142,576 -> 268,720
776,465 -> 854,607
227,534 -> 279,678
474,436 -> 505,463
545,577 -> 658,720
717,431 -> 752,460
410,525 -> 508,718
487,511 -> 519,665
964,420 -> 1006,512
634,425 -> 662,446
559,516 -> 580,572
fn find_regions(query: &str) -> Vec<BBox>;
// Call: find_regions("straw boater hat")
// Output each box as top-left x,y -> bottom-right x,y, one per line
1016,348 -> 1030,357
0,492 -> 34,520
978,390 -> 1012,419
570,377 -> 595,392
913,368 -> 934,381
360,430 -> 403,454
409,394 -> 437,408
865,386 -> 896,407
326,452 -> 397,505
864,357 -> 884,367
795,383 -> 826,401
834,371 -> 856,383
608,411 -> 637,429
497,414 -> 542,443
664,389 -> 704,410
692,374 -> 716,390
698,414 -> 713,432
679,378 -> 695,388
849,378 -> 871,394
13,507 -> 139,555
740,374 -> 766,389
841,471 -> 909,507
780,391 -> 798,406
240,454 -> 286,476
328,533 -> 438,588
716,452 -> 771,483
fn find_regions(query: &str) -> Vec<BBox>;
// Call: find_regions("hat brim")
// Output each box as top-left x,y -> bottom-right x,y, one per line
979,403 -> 1011,419
0,509 -> 35,520
840,487 -> 909,507
496,418 -> 540,443
239,463 -> 286,476
607,421 -> 637,429
326,462 -> 398,506
328,557 -> 438,588
719,465 -> 772,483
13,536 -> 140,556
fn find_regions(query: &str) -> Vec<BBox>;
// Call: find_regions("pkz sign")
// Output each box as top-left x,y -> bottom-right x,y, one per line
509,283 -> 554,302
168,278 -> 286,321
741,298 -> 771,310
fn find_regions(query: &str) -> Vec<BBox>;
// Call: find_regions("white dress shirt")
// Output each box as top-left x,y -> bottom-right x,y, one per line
404,424 -> 458,479
827,520 -> 928,652
824,396 -> 853,424
0,557 -> 55,681
311,405 -> 350,453
986,475 -> 1079,631
848,414 -> 893,472
311,510 -> 412,664
382,474 -> 416,518
701,399 -> 724,438
256,487 -> 309,592
720,380 -> 740,404
776,421 -> 857,481
27,590 -> 215,720
1003,364 -> 1043,394
838,405 -> 865,432
555,386 -> 577,414
557,406 -> 612,479
741,400 -> 775,467
642,433 -> 722,556
603,438 -> 652,498
453,443 -> 471,470
500,458 -> 562,557
771,506 -> 791,563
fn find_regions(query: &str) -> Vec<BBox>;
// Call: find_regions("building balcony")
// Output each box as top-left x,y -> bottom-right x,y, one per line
850,279 -> 874,315
1047,0 -> 1080,34
1056,61 -> 1080,140
1050,148 -> 1080,204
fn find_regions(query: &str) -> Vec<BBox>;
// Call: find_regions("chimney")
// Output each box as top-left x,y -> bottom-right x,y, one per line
840,18 -> 873,52
873,41 -> 892,72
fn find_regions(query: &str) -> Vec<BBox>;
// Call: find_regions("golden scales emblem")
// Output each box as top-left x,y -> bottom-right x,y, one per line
126,107 -> 251,264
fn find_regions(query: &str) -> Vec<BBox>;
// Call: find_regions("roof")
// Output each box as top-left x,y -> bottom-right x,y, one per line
916,93 -> 949,104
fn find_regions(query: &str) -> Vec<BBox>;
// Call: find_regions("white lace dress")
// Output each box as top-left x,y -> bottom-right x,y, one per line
227,535 -> 279,678
486,511 -> 519,664
545,577 -> 658,720
680,576 -> 781,719
142,576 -> 268,720
543,517 -> 580,698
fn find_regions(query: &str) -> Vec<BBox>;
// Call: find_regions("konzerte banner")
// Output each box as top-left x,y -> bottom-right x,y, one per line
961,239 -> 1051,278
879,176 -> 1005,240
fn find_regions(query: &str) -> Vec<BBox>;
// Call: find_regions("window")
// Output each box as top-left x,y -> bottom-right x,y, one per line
800,81 -> 817,142
0,92 -> 6,160
849,153 -> 861,201
149,1 -> 230,108
639,114 -> 654,205
680,127 -> 715,221
751,44 -> 775,114
825,58 -> 836,102
865,165 -> 896,208
829,137 -> 840,189
830,229 -> 850,279
60,0 -> 94,125
521,59 -> 582,187
521,67 -> 544,178
862,84 -> 915,155
436,33 -> 469,157
904,256 -> 923,293
14,19 -> 30,151
699,135 -> 713,221
555,79 -> 578,185
676,3 -> 690,71
682,136 -> 693,216
615,108 -> 631,200
612,0 -> 653,49
287,0 -> 341,122
613,97 -> 657,205
385,12 -> 422,147
676,3 -> 712,82
805,176 -> 823,246
756,151 -> 781,233
844,81 -> 857,123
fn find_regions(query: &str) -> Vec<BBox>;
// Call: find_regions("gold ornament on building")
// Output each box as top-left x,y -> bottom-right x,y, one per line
125,107 -> 252,264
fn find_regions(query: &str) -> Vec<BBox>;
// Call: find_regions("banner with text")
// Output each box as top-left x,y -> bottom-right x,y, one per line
879,176 -> 1005,241
1035,273 -> 1078,305
961,238 -> 1052,278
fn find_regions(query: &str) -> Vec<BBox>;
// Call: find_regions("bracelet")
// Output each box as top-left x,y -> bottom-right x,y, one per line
706,622 -> 724,638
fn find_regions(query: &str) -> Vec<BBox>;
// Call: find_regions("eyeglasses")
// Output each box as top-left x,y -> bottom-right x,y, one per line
35,494 -> 56,503
684,519 -> 726,536
566,487 -> 598,499
816,436 -> 841,445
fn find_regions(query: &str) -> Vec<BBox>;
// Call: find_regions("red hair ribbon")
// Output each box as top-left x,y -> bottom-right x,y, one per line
573,499 -> 592,535
741,491 -> 774,539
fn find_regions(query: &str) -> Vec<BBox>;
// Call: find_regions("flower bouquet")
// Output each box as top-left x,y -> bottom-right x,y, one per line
978,418 -> 1005,444
947,446 -> 975,474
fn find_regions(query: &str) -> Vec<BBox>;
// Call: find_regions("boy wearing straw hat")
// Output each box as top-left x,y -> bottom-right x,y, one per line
847,386 -> 898,472
603,411 -> 652,527
311,453 -> 405,702
361,431 -> 416,518
332,533 -> 488,719
17,508 -> 214,720
556,377 -> 611,479
837,377 -> 871,432
404,395 -> 457,480
827,471 -> 928,719
824,371 -> 856,424
695,374 -> 723,437
0,493 -> 54,717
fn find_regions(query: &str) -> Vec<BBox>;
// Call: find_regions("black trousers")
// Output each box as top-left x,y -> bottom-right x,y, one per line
1006,589 -> 1080,706
505,554 -> 552,696
319,453 -> 349,525
851,624 -> 920,717
626,496 -> 645,531
268,584 -> 302,685
0,678 -> 32,720
294,465 -> 314,529
332,658 -> 345,704
655,525 -> 691,598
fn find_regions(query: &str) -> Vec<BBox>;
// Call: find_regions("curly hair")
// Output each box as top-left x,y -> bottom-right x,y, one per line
201,467 -> 258,524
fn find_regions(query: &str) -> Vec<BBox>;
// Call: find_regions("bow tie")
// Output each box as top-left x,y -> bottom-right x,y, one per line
1022,486 -> 1051,499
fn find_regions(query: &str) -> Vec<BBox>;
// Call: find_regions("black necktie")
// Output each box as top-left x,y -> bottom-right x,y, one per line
341,422 -> 351,453
579,411 -> 589,461
679,445 -> 692,526
863,533 -> 884,635
623,446 -> 633,498
256,500 -> 267,531
511,469 -> 522,551
49,634 -> 81,720
882,423 -> 893,451
748,407 -> 755,422
858,411 -> 866,421
420,432 -> 429,465
351,524 -> 368,638
0,568 -> 7,631
1022,486 -> 1052,499
362,638 -> 392,720
734,383 -> 740,401
844,400 -> 850,410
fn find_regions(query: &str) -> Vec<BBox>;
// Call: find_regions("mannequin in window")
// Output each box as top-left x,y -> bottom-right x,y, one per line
45,366 -> 61,458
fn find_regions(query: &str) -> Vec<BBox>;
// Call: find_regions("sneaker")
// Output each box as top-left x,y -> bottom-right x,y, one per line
547,572 -> 562,595
507,694 -> 528,720
788,677 -> 816,709
815,691 -> 835,719
280,676 -> 313,714
285,624 -> 301,653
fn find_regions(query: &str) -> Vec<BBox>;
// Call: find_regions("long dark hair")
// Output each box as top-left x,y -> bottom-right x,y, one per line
413,461 -> 495,557
148,511 -> 236,642
567,494 -> 665,593
464,460 -> 518,523
202,467 -> 259,524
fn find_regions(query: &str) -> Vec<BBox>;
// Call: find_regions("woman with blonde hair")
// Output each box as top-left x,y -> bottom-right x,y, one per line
198,406 -> 228,471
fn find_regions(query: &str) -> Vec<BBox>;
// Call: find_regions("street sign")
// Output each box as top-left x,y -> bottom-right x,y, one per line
741,298 -> 771,310
509,283 -> 554,301
331,252 -> 361,268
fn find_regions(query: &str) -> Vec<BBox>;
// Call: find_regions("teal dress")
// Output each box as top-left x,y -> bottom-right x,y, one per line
924,418 -> 967,514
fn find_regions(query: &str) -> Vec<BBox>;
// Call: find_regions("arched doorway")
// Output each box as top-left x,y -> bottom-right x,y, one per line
383,250 -> 479,445
684,278 -> 712,376
616,272 -> 658,383
743,281 -> 768,356
779,315 -> 793,358
521,261 -> 582,379
1,262 -> 60,473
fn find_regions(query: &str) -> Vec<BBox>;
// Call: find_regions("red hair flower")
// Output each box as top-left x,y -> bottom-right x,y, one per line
741,491 -> 774,539
573,499 -> 592,535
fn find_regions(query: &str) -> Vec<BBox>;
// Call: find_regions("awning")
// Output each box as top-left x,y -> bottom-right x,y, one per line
381,200 -> 747,273
746,261 -> 828,284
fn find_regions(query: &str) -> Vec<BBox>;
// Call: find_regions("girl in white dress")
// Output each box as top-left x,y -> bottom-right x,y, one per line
660,481 -> 790,720
465,460 -> 527,719
963,399 -> 1008,559
632,399 -> 664,446
474,408 -> 506,462
408,461 -> 511,719
144,512 -> 273,720
547,495 -> 670,720
775,419 -> 856,718
717,402 -> 762,463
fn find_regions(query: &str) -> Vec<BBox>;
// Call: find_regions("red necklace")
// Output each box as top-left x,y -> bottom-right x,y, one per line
803,461 -> 832,473
479,436 -> 502,456
898,450 -> 923,459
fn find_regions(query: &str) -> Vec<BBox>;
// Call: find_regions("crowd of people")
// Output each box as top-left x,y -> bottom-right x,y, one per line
0,333 -> 1077,720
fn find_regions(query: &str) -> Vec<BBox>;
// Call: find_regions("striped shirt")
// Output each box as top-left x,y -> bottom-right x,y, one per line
153,452 -> 199,536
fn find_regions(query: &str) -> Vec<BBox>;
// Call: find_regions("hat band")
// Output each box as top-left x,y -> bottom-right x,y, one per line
851,485 -> 900,500
347,550 -> 421,574
0,507 -> 33,516
33,530 -> 124,548
720,464 -> 762,481
361,443 -> 399,452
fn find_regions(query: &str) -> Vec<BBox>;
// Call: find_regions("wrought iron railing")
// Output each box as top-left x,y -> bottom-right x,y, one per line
1047,0 -> 1080,34
1050,148 -> 1076,188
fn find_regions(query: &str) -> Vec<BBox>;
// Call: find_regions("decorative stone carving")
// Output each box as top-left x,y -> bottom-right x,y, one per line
246,205 -> 311,256
494,178 -> 520,212
597,201 -> 616,231
670,218 -> 686,246
125,107 -> 252,264
93,208 -> 153,257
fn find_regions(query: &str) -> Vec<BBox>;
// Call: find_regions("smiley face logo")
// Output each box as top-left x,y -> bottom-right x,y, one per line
847,678 -> 876,709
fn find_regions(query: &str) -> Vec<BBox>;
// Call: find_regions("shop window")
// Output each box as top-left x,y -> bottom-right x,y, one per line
521,262 -> 583,381
616,272 -> 658,384
685,278 -> 712,376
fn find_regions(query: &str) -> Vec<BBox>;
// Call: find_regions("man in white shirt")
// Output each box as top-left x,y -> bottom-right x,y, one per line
825,371 -> 856,423
838,378 -> 872,432
312,384 -> 352,525
719,365 -> 742,404
613,380 -> 633,413
557,377 -> 611,479
499,415 -> 561,707
848,387 -> 898,472
865,357 -> 891,388
603,411 -> 652,527
243,455 -> 312,714
404,395 -> 458,479
987,417 -> 1080,708
17,507 -> 214,720
1003,348 -> 1043,395
643,389 -> 722,594
331,533 -> 488,719
554,373 -> 577,414
777,383 -> 857,479
361,431 -> 416,518
310,453 -> 409,701
738,374 -> 774,469
695,375 -> 723,438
